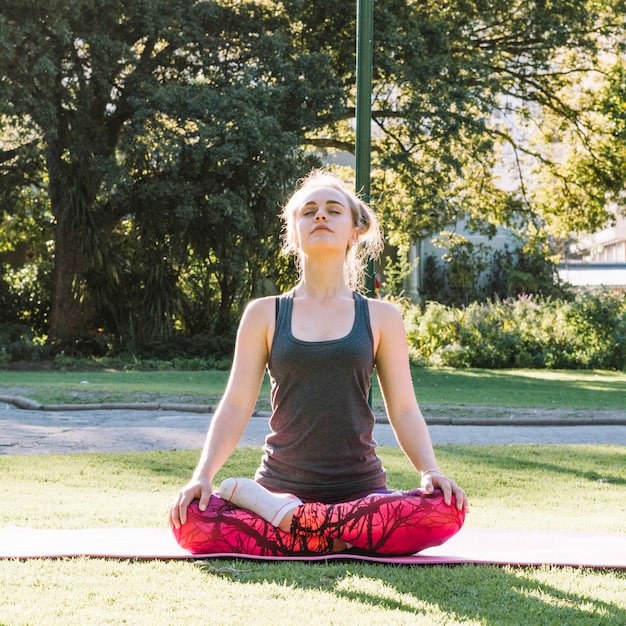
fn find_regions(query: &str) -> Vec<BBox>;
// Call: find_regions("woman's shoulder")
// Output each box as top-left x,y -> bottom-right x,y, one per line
365,296 -> 403,318
239,295 -> 278,327
365,296 -> 406,337
243,295 -> 279,315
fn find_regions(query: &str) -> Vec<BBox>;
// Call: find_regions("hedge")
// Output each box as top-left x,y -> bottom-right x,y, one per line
403,290 -> 626,370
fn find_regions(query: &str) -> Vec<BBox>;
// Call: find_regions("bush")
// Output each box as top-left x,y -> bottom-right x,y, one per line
1,262 -> 53,335
419,242 -> 567,307
0,323 -> 50,365
0,322 -> 235,371
404,290 -> 626,370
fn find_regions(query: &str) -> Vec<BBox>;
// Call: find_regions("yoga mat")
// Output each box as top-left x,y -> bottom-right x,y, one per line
1,526 -> 624,568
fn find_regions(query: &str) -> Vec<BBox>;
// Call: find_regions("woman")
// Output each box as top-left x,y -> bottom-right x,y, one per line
169,169 -> 468,556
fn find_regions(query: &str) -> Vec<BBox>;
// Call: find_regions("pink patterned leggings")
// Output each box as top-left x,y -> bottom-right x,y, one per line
173,489 -> 465,557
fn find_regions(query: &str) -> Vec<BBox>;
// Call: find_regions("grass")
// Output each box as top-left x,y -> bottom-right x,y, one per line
2,367 -> 626,413
1,445 -> 625,625
1,370 -> 625,623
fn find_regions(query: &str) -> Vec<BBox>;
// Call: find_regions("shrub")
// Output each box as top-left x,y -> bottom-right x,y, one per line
404,290 -> 626,370
419,242 -> 567,307
0,322 -> 50,364
0,322 -> 235,370
1,262 -> 53,335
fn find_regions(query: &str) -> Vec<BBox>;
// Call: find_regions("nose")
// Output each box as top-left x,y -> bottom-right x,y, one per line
314,209 -> 328,221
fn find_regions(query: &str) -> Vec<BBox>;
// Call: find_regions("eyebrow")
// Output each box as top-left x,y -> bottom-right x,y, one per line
302,199 -> 346,209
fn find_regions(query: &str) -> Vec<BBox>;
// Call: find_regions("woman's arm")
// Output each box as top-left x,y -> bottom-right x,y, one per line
370,300 -> 469,511
169,297 -> 274,528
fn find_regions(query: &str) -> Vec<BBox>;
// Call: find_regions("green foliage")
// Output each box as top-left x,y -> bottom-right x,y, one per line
405,290 -> 626,370
431,232 -> 491,305
1,0 -> 625,353
1,261 -> 53,334
380,253 -> 417,298
371,0 -> 626,245
420,241 -> 566,307
0,322 -> 50,367
0,0 -> 342,349
0,325 -> 235,370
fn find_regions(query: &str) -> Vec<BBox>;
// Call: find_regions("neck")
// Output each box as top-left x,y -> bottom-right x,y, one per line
297,256 -> 351,301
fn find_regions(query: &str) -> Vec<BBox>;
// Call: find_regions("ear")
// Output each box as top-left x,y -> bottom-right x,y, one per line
351,226 -> 360,245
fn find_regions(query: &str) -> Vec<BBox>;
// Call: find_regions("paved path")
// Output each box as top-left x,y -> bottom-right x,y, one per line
2,402 -> 625,455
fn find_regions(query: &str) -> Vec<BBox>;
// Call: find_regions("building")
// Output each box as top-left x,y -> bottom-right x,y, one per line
559,215 -> 626,288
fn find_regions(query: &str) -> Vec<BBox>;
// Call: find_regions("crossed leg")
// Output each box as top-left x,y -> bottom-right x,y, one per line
288,490 -> 464,555
173,488 -> 464,557
173,496 -> 334,556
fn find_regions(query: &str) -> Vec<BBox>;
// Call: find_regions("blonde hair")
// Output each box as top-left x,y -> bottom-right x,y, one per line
280,169 -> 384,292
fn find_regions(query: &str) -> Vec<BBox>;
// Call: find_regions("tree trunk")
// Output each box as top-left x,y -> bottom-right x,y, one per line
48,214 -> 96,346
46,140 -> 96,347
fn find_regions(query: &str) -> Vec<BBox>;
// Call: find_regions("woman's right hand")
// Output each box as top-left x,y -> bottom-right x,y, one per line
168,477 -> 213,529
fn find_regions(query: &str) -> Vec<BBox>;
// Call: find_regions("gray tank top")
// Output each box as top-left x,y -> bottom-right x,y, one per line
254,290 -> 386,501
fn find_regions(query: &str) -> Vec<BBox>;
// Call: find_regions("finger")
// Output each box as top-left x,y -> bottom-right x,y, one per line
461,490 -> 469,513
198,489 -> 211,512
451,483 -> 469,511
178,497 -> 189,526
168,500 -> 181,529
421,475 -> 435,494
440,480 -> 453,506
170,493 -> 190,528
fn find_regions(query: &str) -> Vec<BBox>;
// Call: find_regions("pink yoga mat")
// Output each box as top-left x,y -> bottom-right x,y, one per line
1,526 -> 624,568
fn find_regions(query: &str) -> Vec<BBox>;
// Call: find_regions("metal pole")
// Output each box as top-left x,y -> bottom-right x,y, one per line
355,0 -> 375,297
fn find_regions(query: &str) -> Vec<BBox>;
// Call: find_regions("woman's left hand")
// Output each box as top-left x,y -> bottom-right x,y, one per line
421,470 -> 470,512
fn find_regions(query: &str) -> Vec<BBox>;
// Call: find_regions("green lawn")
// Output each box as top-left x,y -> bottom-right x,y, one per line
1,369 -> 625,624
1,446 -> 625,625
2,367 -> 626,412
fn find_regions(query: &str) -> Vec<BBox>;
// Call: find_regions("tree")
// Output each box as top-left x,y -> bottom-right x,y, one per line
288,1 -> 626,261
0,0 -> 344,348
2,1 -> 626,352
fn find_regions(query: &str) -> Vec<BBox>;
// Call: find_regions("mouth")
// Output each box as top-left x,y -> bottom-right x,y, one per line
312,225 -> 332,233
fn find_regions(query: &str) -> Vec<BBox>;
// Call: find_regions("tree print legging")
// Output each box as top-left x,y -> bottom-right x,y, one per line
173,489 -> 465,557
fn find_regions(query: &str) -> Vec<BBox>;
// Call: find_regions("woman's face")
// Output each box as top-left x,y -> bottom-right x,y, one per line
292,186 -> 359,255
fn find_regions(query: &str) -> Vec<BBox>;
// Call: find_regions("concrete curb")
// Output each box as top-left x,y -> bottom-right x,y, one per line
2,395 -> 626,427
0,395 -> 43,410
0,395 -> 273,417
410,416 -> 626,426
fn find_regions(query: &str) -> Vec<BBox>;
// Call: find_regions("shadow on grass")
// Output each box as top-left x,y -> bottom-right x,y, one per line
196,559 -> 625,625
35,445 -> 622,493
3,447 -> 624,623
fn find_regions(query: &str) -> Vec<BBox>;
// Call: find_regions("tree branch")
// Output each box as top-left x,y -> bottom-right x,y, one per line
304,136 -> 384,154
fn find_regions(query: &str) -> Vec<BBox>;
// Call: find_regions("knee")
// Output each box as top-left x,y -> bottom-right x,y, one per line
171,497 -> 223,552
414,489 -> 466,530
450,498 -> 466,529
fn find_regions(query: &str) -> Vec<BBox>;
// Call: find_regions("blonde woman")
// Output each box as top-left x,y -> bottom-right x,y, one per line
169,170 -> 468,556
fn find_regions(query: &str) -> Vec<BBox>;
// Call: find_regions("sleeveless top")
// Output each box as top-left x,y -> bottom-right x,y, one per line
254,290 -> 387,501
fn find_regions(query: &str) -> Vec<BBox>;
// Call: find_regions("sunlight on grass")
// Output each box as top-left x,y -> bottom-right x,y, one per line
409,368 -> 626,409
1,445 -> 624,533
503,369 -> 626,394
0,370 -> 231,403
334,574 -> 432,613
2,367 -> 626,410
1,445 -> 625,625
